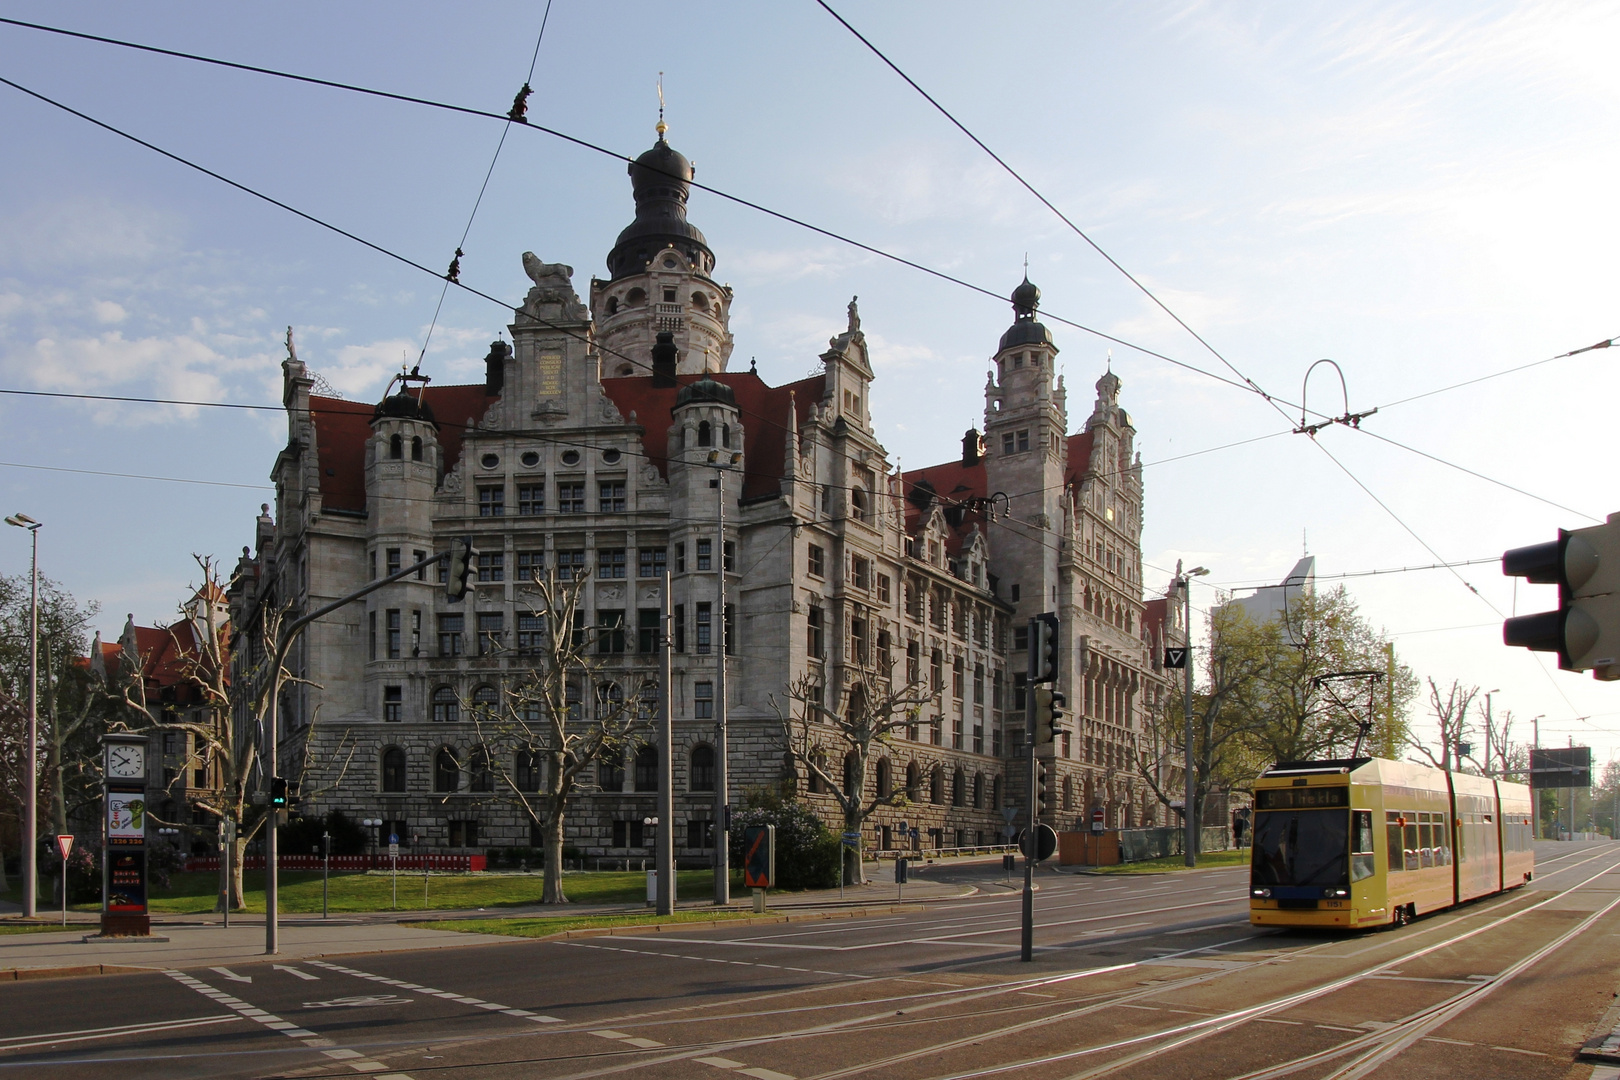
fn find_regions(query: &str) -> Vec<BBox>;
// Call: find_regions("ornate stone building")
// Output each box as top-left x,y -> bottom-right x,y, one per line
229,125 -> 1172,861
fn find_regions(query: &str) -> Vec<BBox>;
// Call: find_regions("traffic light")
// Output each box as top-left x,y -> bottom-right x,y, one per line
270,776 -> 288,808
1502,512 -> 1620,680
446,537 -> 478,601
1033,688 -> 1066,750
1027,612 -> 1060,684
1035,762 -> 1050,817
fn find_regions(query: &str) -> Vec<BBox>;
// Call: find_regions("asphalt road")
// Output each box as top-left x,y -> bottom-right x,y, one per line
5,841 -> 1620,1080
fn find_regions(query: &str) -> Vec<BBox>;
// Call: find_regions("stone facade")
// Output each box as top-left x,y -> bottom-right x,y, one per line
228,128 -> 1175,863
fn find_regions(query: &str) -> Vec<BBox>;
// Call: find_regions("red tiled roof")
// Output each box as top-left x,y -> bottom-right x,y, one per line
1067,430 -> 1094,482
1142,597 -> 1167,642
309,386 -> 497,513
601,371 -> 824,501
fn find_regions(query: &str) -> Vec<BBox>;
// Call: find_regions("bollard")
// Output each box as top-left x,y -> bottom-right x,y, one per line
646,869 -> 657,908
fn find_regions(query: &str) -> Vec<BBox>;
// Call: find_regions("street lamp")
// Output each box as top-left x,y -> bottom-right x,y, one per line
361,818 -> 382,864
705,449 -> 741,906
1175,562 -> 1209,868
5,513 -> 41,918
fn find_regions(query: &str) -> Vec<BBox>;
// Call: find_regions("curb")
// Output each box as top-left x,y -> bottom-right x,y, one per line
0,964 -> 148,982
406,901 -> 937,942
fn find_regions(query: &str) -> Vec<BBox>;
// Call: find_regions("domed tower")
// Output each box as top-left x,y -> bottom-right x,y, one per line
363,381 -> 441,675
591,123 -> 734,377
983,275 -> 1067,618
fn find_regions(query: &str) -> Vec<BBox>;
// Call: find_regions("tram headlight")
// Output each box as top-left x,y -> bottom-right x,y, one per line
1324,888 -> 1349,898
1251,888 -> 1271,899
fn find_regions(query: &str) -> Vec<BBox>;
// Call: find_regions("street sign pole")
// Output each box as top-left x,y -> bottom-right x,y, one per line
322,830 -> 330,919
55,834 -> 73,926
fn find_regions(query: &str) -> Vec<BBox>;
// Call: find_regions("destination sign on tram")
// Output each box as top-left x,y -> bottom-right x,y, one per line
1256,786 -> 1349,810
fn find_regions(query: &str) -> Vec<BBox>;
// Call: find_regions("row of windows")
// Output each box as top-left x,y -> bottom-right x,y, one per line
378,743 -> 718,794
369,603 -> 738,661
373,544 -> 732,587
372,680 -> 702,724
475,480 -> 625,517
807,756 -> 1005,810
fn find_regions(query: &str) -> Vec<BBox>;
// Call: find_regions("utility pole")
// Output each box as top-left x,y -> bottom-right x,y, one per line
656,569 -> 674,915
1178,563 -> 1208,867
1483,689 -> 1500,776
709,454 -> 738,906
1532,715 -> 1542,839
5,514 -> 41,918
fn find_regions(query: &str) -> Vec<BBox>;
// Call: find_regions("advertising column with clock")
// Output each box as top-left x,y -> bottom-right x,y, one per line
101,733 -> 152,937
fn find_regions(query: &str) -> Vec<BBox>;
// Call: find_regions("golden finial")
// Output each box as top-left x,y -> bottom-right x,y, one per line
656,72 -> 667,139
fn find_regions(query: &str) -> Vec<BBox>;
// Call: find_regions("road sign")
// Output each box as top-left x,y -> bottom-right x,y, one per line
1530,747 -> 1592,788
841,832 -> 860,848
1164,647 -> 1188,669
1002,824 -> 1018,841
1091,807 -> 1105,833
1019,824 -> 1059,862
896,821 -> 909,836
895,857 -> 908,885
55,834 -> 73,860
1001,805 -> 1020,823
388,833 -> 399,845
388,842 -> 399,857
742,825 -> 775,889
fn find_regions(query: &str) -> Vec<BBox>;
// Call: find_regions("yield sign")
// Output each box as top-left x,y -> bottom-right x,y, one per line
55,834 -> 73,860
1164,647 -> 1188,669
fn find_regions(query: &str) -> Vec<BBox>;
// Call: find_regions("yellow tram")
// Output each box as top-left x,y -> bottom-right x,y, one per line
1249,757 -> 1534,929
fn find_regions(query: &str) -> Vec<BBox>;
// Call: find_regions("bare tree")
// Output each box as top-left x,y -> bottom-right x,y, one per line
470,570 -> 649,904
1407,678 -> 1478,773
130,556 -> 354,911
771,663 -> 934,886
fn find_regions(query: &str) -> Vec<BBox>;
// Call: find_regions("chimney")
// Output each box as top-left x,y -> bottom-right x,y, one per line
651,331 -> 678,387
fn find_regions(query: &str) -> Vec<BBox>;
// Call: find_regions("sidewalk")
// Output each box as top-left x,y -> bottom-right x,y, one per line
0,872 -> 972,979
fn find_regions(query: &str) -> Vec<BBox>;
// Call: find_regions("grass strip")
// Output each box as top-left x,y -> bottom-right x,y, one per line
405,909 -> 764,938
1081,848 -> 1249,875
0,922 -> 87,936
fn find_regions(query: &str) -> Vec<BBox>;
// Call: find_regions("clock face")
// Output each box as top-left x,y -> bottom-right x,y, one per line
107,744 -> 145,779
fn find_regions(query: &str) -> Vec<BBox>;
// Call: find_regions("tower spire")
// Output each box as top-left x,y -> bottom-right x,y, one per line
656,72 -> 667,139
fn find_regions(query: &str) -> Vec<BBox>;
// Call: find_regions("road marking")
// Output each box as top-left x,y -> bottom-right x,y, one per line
164,970 -> 416,1075
208,966 -> 251,983
306,960 -> 564,1022
0,1015 -> 243,1052
1256,1018 -> 1303,1025
303,995 -> 413,1009
274,964 -> 320,981
564,941 -> 874,980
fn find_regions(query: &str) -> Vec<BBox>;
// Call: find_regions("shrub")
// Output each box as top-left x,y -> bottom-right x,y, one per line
728,790 -> 840,890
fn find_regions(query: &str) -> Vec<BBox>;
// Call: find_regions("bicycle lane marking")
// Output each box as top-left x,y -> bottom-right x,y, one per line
163,970 -> 415,1079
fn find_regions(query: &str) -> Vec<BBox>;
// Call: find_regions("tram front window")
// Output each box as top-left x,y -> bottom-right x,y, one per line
1251,810 -> 1349,890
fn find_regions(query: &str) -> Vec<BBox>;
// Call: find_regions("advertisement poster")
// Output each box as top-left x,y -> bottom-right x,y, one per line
107,850 -> 147,912
107,791 -> 147,845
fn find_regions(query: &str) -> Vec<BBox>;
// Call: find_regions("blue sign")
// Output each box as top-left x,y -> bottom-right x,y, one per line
389,833 -> 399,845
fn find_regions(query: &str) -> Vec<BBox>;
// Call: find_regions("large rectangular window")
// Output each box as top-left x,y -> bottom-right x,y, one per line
807,605 -> 824,659
478,486 -> 505,516
697,539 -> 712,571
598,548 -> 627,579
386,609 -> 402,659
673,604 -> 685,652
477,552 -> 504,582
597,610 -> 626,654
518,484 -> 545,515
386,548 -> 401,576
477,612 -> 504,656
639,547 -> 667,578
808,544 -> 824,577
694,681 -> 714,719
599,481 -> 626,513
516,551 -> 543,581
438,614 -> 464,657
517,612 -> 546,653
638,608 -> 660,653
557,482 -> 585,514
555,550 -> 586,581
383,685 -> 402,723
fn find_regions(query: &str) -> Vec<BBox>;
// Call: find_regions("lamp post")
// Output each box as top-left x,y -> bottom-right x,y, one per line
1175,562 -> 1208,868
705,450 -> 741,905
6,513 -> 41,917
1482,689 -> 1500,776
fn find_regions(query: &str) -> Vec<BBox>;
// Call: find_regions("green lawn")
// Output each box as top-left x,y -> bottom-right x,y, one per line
1083,848 -> 1250,875
3,869 -> 720,914
0,921 -> 85,935
408,909 -> 763,938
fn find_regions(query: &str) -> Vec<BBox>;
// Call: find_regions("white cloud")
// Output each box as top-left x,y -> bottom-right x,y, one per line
92,301 -> 127,324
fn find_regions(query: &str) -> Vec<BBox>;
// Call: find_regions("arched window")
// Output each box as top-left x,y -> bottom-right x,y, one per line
973,772 -> 984,809
992,775 -> 1003,811
1063,776 -> 1075,812
721,424 -> 731,449
850,487 -> 867,521
626,287 -> 646,306
952,768 -> 966,807
606,295 -> 620,315
691,291 -> 708,311
875,759 -> 892,799
634,745 -> 658,792
411,436 -> 423,462
844,752 -> 862,798
906,761 -> 921,797
434,747 -> 459,792
698,420 -> 712,447
471,685 -> 499,721
382,747 -> 407,792
930,764 -> 944,805
432,687 -> 458,723
388,433 -> 403,460
690,744 -> 716,792
599,752 -> 625,792
469,746 -> 494,792
807,751 -> 827,795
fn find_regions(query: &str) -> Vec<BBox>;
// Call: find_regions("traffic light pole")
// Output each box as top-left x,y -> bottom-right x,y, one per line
260,549 -> 449,955
1022,681 -> 1036,962
656,569 -> 674,916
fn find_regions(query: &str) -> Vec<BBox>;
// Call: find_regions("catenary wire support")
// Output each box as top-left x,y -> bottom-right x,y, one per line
1312,670 -> 1387,759
1295,358 -> 1377,437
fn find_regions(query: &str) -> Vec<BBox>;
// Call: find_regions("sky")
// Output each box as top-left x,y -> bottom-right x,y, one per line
0,1 -> 1616,765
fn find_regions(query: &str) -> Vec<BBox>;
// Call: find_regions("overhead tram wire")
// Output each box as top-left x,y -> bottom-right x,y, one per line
1372,335 -> 1618,414
414,0 -> 554,366
1351,426 -> 1600,522
0,17 -> 1290,413
814,0 -> 1298,432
